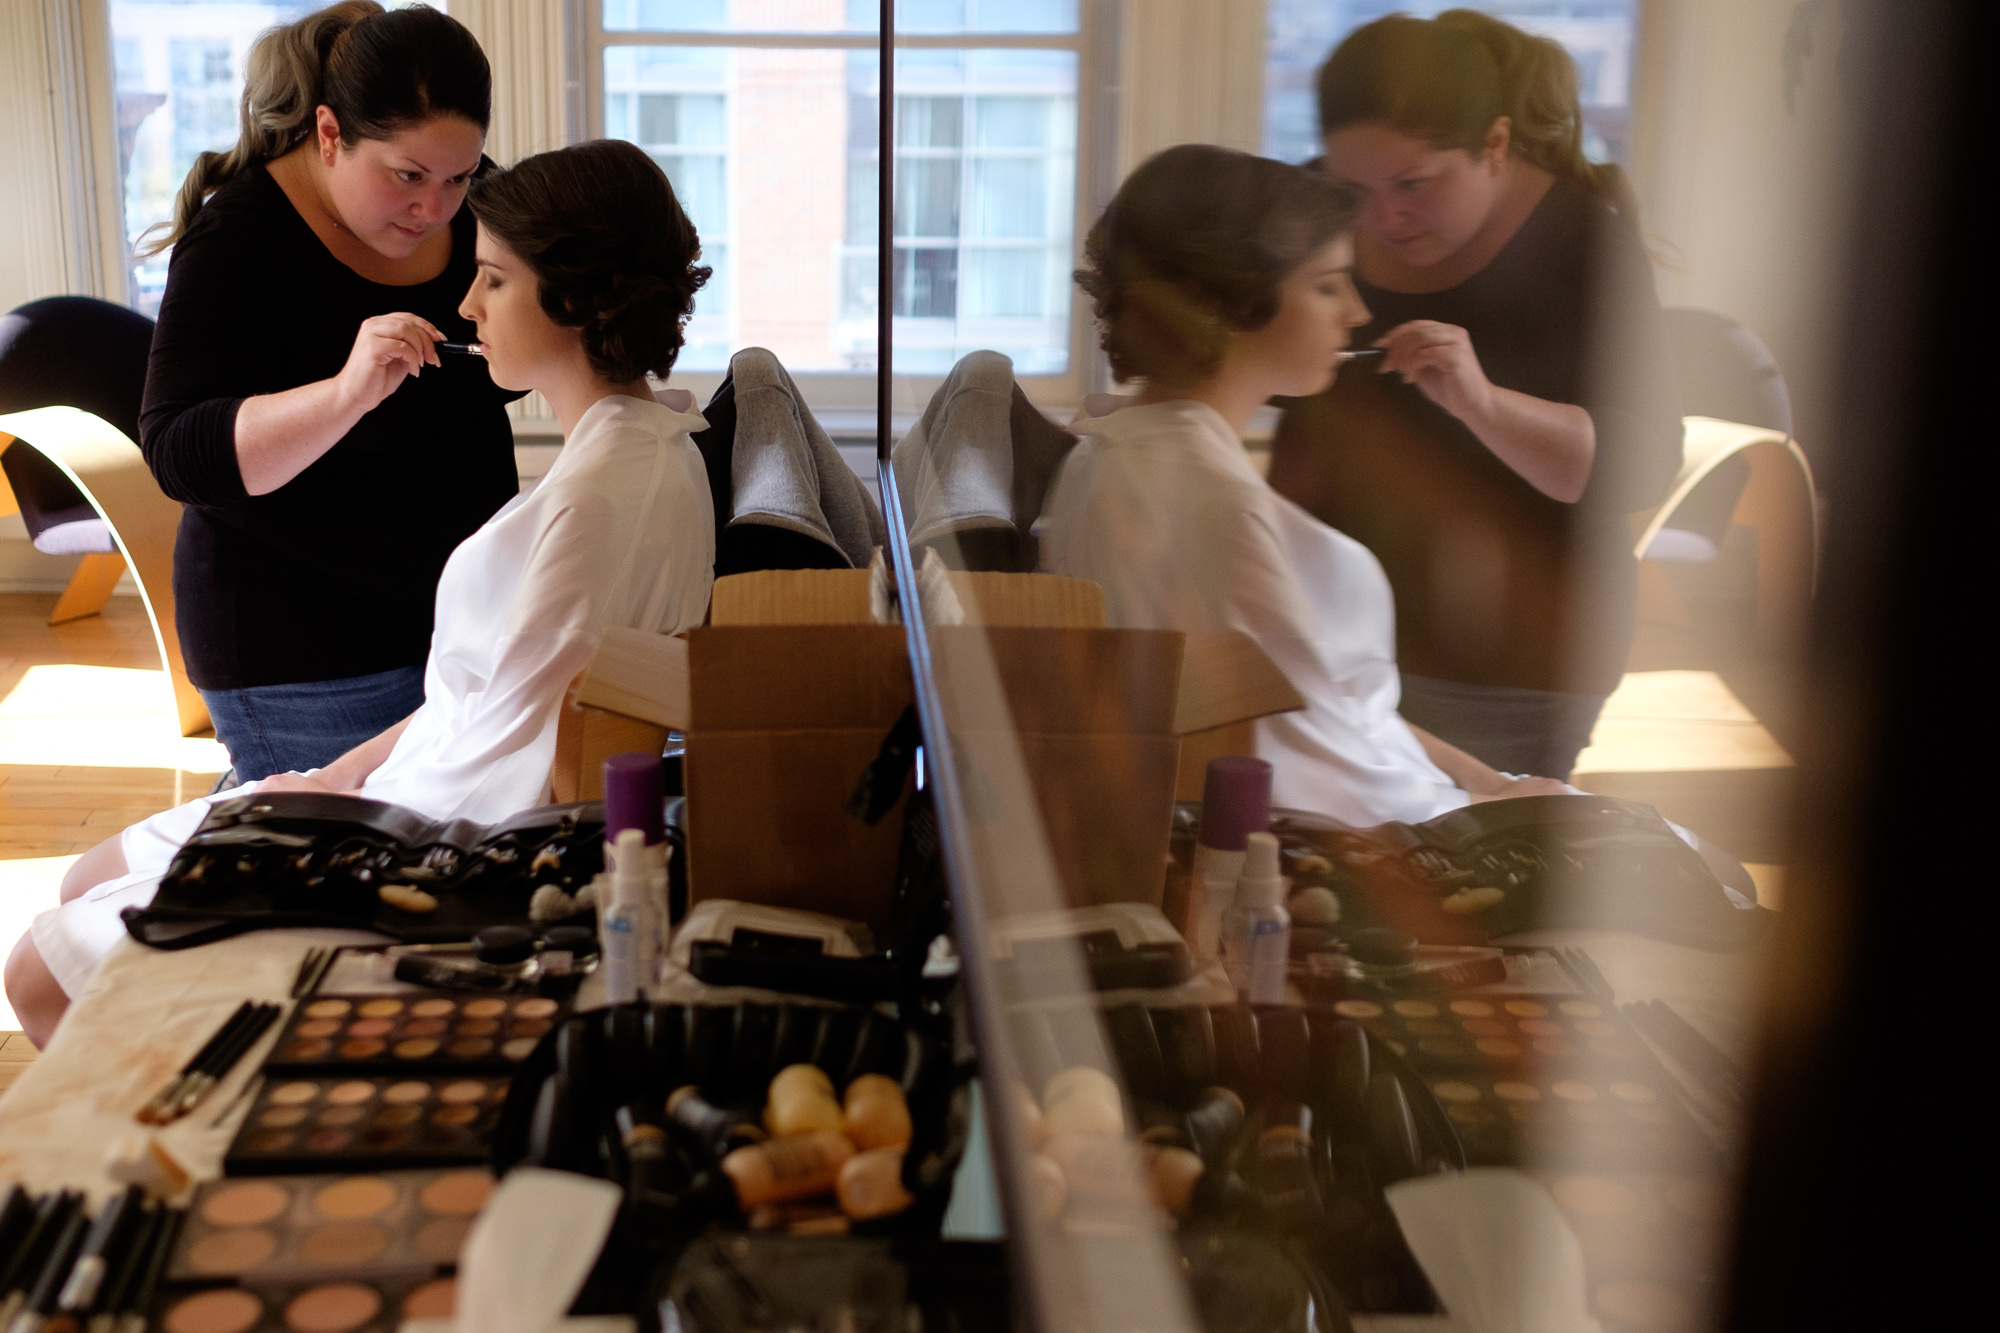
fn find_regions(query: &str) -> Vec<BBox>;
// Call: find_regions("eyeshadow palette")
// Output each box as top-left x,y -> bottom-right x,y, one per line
1329,995 -> 1639,1068
170,1169 -> 493,1284
154,1274 -> 457,1333
267,994 -> 566,1071
225,1075 -> 510,1175
1328,994 -> 1712,1167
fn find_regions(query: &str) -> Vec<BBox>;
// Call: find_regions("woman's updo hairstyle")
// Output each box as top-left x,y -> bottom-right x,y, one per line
1076,144 -> 1361,387
146,1 -> 490,256
1316,9 -> 1637,224
468,140 -> 711,383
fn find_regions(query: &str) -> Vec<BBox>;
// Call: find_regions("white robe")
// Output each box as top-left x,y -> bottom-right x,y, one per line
1038,397 -> 1468,827
34,390 -> 715,996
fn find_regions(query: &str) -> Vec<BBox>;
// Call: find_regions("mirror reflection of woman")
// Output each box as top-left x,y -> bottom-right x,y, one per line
1042,144 -> 1569,829
138,2 -> 520,783
1269,11 -> 1683,782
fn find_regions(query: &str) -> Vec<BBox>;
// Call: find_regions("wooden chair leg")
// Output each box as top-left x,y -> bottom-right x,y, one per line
48,551 -> 126,625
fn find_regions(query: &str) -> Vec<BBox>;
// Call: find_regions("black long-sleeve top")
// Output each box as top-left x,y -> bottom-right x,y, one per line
1268,175 -> 1682,697
141,162 -> 520,691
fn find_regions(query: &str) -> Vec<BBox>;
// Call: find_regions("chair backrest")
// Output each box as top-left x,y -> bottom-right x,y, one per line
1662,307 -> 1793,437
0,297 -> 155,537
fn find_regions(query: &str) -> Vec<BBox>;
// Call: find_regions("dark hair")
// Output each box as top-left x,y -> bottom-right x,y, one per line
468,140 -> 711,383
1075,145 -> 1362,387
1316,10 -> 1636,221
144,2 -> 490,256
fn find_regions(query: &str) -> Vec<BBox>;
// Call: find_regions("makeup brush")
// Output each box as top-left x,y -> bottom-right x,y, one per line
0,1194 -> 80,1329
82,1208 -> 155,1333
109,1210 -> 177,1333
436,342 -> 485,356
8,1203 -> 89,1333
137,1002 -> 255,1124
168,1004 -> 282,1122
0,1194 -> 77,1324
52,1186 -> 140,1324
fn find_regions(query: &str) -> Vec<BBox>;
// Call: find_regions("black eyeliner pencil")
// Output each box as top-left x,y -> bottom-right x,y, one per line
138,1002 -> 255,1123
83,1208 -> 155,1333
55,1185 -> 141,1319
110,1209 -> 178,1333
15,1205 -> 90,1333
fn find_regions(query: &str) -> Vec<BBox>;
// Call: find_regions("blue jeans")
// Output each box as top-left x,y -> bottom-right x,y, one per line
200,666 -> 426,782
1397,671 -> 1610,783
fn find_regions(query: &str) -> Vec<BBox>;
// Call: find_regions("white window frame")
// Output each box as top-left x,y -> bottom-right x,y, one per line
570,0 -> 1122,419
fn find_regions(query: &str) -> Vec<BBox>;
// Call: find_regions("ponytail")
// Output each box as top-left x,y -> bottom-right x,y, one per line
140,1 -> 490,258
1317,9 -> 1637,227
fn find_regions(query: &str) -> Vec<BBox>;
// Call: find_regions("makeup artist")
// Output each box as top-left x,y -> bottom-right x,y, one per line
1268,11 -> 1681,781
138,1 -> 518,782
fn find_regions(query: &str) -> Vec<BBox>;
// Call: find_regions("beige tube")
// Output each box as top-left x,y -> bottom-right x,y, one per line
765,1064 -> 845,1138
843,1074 -> 913,1151
1042,1067 -> 1124,1137
721,1129 -> 856,1207
836,1146 -> 917,1219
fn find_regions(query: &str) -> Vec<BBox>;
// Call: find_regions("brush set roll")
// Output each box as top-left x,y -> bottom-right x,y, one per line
120,796 -> 678,950
1169,795 -> 1773,952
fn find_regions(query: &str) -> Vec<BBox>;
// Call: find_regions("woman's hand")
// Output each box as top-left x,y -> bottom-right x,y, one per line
1468,775 -> 1571,802
236,314 -> 444,495
332,313 -> 445,418
1372,319 -> 1598,503
1375,320 -> 1497,424
253,771 -> 351,796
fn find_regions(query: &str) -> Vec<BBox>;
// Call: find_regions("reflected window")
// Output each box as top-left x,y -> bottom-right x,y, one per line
589,0 -> 1084,379
1263,1 -> 1638,166
109,1 -> 319,316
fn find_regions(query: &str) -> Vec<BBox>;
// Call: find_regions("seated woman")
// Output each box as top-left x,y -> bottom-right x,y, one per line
1040,144 -> 1568,828
6,139 -> 716,1047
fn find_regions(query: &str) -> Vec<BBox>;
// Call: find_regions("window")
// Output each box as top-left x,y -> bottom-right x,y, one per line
1263,1 -> 1639,167
584,0 -> 1094,390
110,2 -> 318,315
109,1 -> 434,317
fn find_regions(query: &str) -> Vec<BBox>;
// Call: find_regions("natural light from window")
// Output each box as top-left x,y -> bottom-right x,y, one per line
1264,0 -> 1639,166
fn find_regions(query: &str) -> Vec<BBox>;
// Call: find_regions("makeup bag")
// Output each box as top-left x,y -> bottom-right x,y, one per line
120,793 -> 641,950
1172,793 -> 1774,952
490,998 -> 973,1250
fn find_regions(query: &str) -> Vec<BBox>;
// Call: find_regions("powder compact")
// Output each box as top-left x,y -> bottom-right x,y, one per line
266,994 -> 566,1072
154,1274 -> 458,1333
224,1076 -> 510,1175
169,1169 -> 493,1283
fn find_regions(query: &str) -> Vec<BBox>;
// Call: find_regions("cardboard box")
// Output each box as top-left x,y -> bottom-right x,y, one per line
571,569 -> 1303,929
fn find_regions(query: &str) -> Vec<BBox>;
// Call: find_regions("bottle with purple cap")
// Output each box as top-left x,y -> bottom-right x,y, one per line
1188,757 -> 1271,965
599,752 -> 669,1000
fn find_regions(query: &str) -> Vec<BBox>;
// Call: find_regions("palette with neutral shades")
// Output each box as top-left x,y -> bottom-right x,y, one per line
225,1076 -> 510,1175
268,994 -> 564,1071
170,1169 -> 493,1284
156,1273 -> 457,1333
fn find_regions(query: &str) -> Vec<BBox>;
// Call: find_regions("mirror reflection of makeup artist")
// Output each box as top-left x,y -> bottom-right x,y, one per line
137,2 -> 519,782
1268,11 -> 1682,782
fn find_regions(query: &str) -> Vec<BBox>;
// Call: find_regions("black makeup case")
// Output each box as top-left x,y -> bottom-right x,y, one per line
119,794 -> 664,949
1172,793 -> 1774,952
1064,998 -> 1459,1317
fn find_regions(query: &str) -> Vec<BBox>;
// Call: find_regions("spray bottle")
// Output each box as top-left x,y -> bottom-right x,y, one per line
1220,832 -> 1290,1004
1187,757 -> 1272,965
